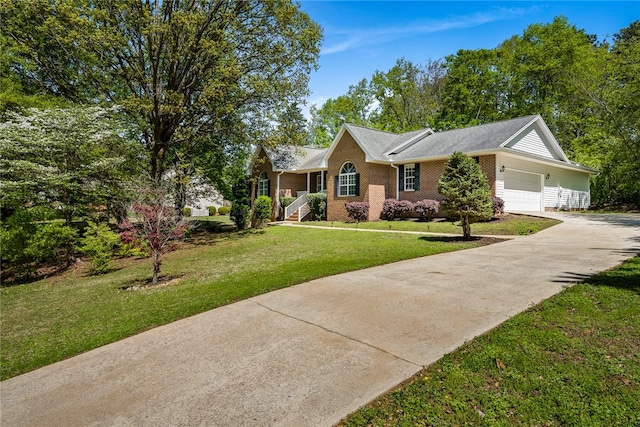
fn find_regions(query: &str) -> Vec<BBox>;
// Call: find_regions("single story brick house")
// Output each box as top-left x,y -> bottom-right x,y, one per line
251,115 -> 597,222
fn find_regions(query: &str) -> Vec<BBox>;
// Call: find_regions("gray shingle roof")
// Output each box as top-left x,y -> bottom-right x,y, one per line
264,146 -> 327,171
344,124 -> 431,162
262,115 -> 592,172
389,115 -> 538,161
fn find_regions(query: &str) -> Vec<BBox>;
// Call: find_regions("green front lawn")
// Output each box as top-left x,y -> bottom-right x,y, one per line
341,255 -> 640,426
295,214 -> 560,236
1,226 -> 486,380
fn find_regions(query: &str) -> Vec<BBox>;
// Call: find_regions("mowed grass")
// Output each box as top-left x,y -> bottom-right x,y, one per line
1,226 -> 483,380
341,255 -> 640,426
296,214 -> 560,236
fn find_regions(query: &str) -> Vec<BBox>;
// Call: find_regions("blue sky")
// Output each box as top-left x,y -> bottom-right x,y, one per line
298,1 -> 639,114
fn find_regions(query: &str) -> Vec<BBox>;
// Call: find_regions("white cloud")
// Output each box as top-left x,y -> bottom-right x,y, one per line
321,6 -> 537,55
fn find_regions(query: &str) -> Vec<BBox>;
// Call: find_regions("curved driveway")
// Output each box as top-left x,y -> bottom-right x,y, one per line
2,213 -> 639,426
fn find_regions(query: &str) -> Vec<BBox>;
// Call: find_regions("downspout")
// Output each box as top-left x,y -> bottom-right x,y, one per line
390,163 -> 399,200
276,171 -> 284,220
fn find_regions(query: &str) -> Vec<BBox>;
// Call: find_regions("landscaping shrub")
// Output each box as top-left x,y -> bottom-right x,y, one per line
183,207 -> 192,217
345,201 -> 369,224
414,199 -> 440,221
0,206 -> 77,278
207,206 -> 217,216
395,200 -> 414,220
77,221 -> 120,274
252,195 -> 272,227
307,192 -> 327,220
218,206 -> 231,215
230,205 -> 249,229
380,199 -> 398,220
492,196 -> 505,216
380,199 -> 416,220
280,196 -> 296,208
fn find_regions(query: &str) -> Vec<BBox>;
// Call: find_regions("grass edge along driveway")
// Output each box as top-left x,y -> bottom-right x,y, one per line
2,226 -> 489,380
341,255 -> 640,426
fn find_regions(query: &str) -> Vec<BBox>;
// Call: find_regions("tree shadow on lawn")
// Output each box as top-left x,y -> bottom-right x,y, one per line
184,225 -> 265,246
553,255 -> 640,294
418,235 -> 505,246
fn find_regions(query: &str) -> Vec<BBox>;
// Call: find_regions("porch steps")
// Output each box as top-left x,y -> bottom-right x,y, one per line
286,211 -> 299,222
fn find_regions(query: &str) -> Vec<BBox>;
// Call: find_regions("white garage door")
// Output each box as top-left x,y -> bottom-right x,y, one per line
504,169 -> 542,211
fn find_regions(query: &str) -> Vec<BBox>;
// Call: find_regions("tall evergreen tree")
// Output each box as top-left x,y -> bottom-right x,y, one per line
438,152 -> 492,239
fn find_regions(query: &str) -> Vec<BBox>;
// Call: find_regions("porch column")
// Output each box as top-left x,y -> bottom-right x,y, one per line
321,170 -> 325,192
307,172 -> 311,193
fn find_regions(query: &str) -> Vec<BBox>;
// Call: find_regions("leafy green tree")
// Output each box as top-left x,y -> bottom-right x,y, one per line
309,79 -> 375,147
438,152 -> 492,239
0,206 -> 77,280
0,106 -> 143,224
3,0 -> 322,196
372,58 -> 445,132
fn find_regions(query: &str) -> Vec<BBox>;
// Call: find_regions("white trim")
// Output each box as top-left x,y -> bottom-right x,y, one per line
404,163 -> 416,191
500,116 -> 569,163
257,171 -> 269,196
338,161 -> 357,197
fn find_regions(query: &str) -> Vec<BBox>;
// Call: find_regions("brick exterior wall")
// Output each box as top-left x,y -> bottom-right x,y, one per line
254,148 -> 307,220
367,163 -> 393,220
327,133 -> 369,222
395,154 -> 496,216
478,155 -> 496,196
257,143 -> 497,222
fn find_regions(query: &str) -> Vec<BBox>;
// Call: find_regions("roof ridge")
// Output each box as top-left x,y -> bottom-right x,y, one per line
436,115 -> 539,135
344,123 -> 399,136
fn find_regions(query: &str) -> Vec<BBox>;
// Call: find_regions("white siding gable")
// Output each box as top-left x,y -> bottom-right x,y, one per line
504,126 -> 562,160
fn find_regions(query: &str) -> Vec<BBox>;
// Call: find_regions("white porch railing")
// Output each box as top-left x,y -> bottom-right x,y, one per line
284,191 -> 308,221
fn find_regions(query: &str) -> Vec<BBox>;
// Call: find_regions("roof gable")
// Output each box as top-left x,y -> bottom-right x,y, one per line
501,118 -> 568,162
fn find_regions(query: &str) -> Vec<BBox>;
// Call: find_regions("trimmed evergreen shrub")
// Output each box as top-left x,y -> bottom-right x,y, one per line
345,201 -> 369,225
414,199 -> 440,222
230,205 -> 249,228
252,195 -> 272,227
306,192 -> 327,220
207,206 -> 217,216
438,151 -> 492,239
280,196 -> 296,208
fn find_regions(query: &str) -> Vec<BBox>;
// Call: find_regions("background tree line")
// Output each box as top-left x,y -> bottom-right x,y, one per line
309,17 -> 639,207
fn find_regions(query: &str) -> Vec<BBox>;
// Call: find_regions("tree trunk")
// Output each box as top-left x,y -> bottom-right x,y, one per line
152,251 -> 160,285
174,180 -> 187,219
461,214 -> 471,239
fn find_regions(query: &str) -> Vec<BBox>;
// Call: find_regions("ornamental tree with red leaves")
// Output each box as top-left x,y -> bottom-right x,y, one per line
120,190 -> 189,285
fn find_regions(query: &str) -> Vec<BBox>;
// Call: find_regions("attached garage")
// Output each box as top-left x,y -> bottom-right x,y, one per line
503,169 -> 543,212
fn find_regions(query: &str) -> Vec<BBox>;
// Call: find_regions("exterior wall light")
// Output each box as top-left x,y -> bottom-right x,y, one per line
499,165 -> 505,172
545,173 -> 550,180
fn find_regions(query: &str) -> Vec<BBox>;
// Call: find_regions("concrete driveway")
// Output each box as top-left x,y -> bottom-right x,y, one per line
2,213 -> 639,426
